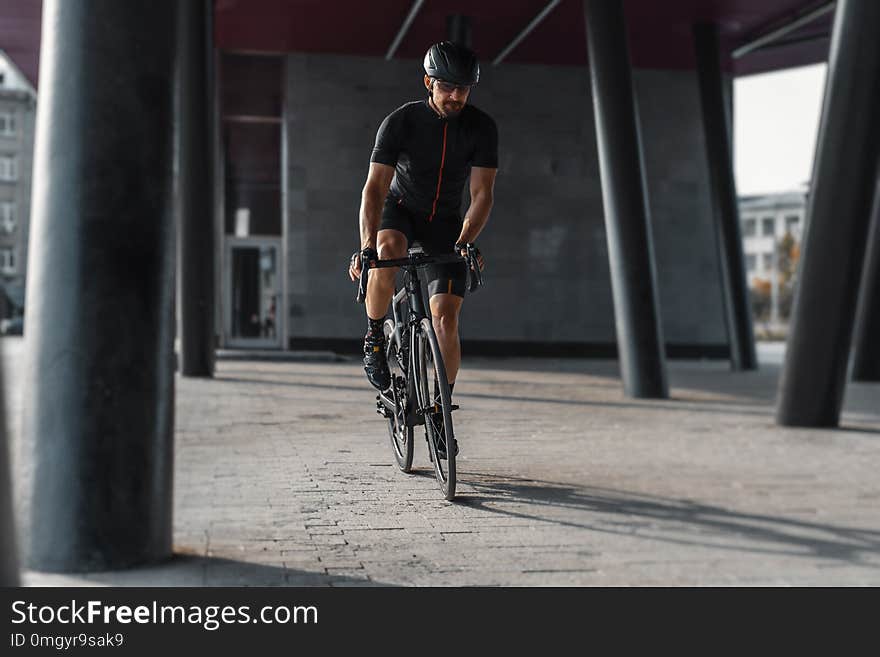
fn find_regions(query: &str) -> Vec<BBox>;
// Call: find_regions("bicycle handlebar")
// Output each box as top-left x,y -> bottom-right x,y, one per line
355,247 -> 482,303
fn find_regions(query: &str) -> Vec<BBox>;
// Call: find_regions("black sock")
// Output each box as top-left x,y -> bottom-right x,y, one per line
365,317 -> 384,342
449,382 -> 455,396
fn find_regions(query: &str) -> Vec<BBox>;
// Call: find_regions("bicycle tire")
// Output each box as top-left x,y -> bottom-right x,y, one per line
384,319 -> 413,473
417,317 -> 456,500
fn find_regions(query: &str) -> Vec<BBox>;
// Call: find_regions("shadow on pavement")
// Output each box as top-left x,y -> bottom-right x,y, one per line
213,375 -> 880,430
215,374 -> 778,417
455,472 -> 880,566
25,554 -> 387,587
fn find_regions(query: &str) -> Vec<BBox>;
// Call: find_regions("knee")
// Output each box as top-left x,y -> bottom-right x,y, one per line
378,238 -> 406,260
433,310 -> 459,335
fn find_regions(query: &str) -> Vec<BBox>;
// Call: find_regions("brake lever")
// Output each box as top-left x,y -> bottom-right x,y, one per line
465,243 -> 482,293
356,258 -> 371,303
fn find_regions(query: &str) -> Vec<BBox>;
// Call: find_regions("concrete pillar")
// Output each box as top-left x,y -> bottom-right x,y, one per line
177,0 -> 216,377
852,181 -> 880,381
694,23 -> 758,371
22,0 -> 178,571
0,370 -> 18,585
777,0 -> 880,427
583,0 -> 669,398
446,15 -> 472,48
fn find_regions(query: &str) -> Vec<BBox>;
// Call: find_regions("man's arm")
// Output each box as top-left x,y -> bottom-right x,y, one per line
350,163 -> 395,281
457,166 -> 497,245
360,162 -> 395,249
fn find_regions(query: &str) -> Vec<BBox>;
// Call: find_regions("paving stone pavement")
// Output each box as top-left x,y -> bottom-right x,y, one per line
4,338 -> 880,586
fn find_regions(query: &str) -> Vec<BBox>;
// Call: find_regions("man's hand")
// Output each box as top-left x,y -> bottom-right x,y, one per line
349,247 -> 378,281
456,243 -> 484,271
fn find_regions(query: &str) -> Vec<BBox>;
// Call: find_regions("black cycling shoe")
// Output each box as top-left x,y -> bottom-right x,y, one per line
435,437 -> 458,460
363,335 -> 391,391
430,412 -> 458,459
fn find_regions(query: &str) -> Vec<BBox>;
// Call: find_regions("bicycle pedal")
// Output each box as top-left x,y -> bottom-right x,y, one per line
430,404 -> 460,412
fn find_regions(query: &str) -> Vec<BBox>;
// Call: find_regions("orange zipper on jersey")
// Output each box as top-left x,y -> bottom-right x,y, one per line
427,122 -> 448,222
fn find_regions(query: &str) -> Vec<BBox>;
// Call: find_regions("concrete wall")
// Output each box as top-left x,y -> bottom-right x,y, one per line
283,53 -> 728,353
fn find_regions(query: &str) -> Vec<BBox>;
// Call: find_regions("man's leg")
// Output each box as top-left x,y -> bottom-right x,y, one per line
429,293 -> 464,387
428,292 -> 463,458
365,229 -> 407,318
362,229 -> 407,390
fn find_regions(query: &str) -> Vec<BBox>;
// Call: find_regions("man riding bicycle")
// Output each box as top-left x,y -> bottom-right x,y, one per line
348,41 -> 499,451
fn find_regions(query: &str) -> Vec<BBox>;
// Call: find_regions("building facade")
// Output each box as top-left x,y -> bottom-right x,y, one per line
0,51 -> 36,322
739,188 -> 806,282
738,188 -> 807,327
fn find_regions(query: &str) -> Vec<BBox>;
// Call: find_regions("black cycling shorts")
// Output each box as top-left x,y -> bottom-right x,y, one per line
380,196 -> 467,298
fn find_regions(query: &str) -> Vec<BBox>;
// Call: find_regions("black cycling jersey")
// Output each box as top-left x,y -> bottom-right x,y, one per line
370,99 -> 498,220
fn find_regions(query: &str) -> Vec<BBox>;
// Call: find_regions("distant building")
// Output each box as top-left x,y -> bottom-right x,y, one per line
0,50 -> 36,321
738,187 -> 807,284
738,187 -> 808,328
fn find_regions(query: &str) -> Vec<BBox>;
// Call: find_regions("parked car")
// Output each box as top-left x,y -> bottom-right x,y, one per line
0,316 -> 23,336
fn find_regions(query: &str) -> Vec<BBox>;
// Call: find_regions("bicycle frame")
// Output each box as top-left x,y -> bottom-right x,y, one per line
368,250 -> 469,428
399,268 -> 429,428
385,263 -> 438,428
359,247 -> 476,500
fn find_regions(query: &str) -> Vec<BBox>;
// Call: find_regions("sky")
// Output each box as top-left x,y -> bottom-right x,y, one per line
733,63 -> 827,196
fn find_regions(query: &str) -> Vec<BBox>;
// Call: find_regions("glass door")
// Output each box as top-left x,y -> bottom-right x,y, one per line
224,237 -> 283,348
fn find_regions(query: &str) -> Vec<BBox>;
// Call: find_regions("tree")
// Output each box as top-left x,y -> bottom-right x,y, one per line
750,277 -> 771,322
776,231 -> 801,320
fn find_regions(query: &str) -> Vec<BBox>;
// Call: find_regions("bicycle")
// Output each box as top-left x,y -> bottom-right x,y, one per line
356,243 -> 482,501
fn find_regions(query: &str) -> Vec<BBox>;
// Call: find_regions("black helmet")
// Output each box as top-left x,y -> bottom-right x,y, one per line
423,41 -> 480,86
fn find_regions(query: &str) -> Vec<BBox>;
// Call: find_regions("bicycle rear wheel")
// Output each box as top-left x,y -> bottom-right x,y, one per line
384,319 -> 413,473
417,317 -> 456,500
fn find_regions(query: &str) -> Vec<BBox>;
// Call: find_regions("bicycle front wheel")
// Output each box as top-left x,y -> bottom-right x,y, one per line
417,317 -> 456,500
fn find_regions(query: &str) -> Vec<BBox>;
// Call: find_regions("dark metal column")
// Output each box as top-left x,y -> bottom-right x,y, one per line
694,23 -> 758,372
177,0 -> 216,377
22,0 -> 178,571
583,0 -> 668,398
446,14 -> 472,48
851,180 -> 880,381
0,371 -> 18,585
777,0 -> 880,427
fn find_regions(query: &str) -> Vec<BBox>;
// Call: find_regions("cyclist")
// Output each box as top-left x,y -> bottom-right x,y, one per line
348,41 -> 498,453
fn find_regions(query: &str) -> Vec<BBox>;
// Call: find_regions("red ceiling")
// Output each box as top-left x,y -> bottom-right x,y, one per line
0,0 -> 832,89
214,0 -> 831,74
0,0 -> 42,85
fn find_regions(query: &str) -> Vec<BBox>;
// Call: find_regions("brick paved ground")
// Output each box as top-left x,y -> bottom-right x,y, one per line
4,338 -> 879,586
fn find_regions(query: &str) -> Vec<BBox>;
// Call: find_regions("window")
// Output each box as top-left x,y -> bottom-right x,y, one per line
762,217 -> 775,236
234,208 -> 250,237
0,113 -> 14,137
763,253 -> 774,272
0,156 -> 16,181
746,254 -> 757,271
0,247 -> 15,273
0,202 -> 14,233
743,218 -> 756,237
785,214 -> 800,231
